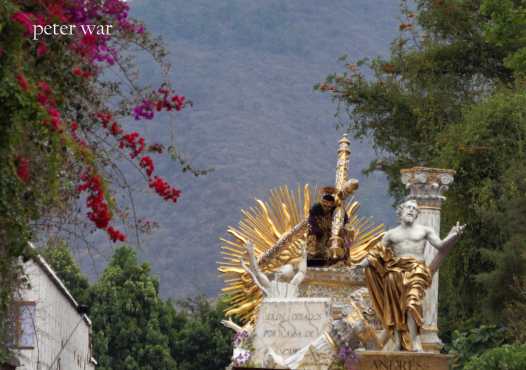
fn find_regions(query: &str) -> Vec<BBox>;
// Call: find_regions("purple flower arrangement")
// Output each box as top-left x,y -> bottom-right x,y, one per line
233,330 -> 250,347
232,348 -> 251,367
338,344 -> 359,370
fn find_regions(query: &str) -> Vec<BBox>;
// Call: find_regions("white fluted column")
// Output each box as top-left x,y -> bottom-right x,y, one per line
400,167 -> 455,353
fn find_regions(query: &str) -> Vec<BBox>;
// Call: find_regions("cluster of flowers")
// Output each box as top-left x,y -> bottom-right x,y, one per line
16,73 -> 65,132
72,66 -> 93,79
148,177 -> 181,203
16,157 -> 30,183
119,132 -> 145,159
15,72 -> 129,241
36,81 -> 63,131
78,172 -> 126,242
232,348 -> 251,367
231,329 -> 252,367
338,344 -> 358,370
11,0 -> 185,243
133,86 -> 187,120
95,111 -> 181,203
233,330 -> 251,347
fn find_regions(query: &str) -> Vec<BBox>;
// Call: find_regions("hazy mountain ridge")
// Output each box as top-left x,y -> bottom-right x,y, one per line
78,0 -> 401,297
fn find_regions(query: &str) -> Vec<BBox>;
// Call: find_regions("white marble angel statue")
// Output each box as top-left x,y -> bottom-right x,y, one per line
241,240 -> 307,298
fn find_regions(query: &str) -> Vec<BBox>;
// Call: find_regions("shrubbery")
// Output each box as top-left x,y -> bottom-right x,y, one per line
464,344 -> 526,370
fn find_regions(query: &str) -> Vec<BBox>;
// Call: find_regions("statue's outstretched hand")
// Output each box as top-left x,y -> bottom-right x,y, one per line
448,221 -> 466,237
221,318 -> 242,333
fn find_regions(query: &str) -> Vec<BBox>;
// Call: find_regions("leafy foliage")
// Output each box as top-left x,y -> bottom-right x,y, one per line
504,277 -> 526,343
319,0 -> 526,339
88,247 -> 177,370
446,325 -> 507,369
170,297 -> 233,370
463,344 -> 526,370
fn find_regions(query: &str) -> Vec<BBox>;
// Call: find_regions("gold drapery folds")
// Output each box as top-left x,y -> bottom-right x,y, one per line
349,241 -> 432,351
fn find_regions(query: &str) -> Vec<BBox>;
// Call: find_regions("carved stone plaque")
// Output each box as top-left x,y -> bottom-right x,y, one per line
357,351 -> 451,370
252,298 -> 331,366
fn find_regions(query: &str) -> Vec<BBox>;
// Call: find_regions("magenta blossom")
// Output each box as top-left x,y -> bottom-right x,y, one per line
133,100 -> 155,120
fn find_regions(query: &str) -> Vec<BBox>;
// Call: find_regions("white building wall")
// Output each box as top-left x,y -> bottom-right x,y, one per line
15,259 -> 95,370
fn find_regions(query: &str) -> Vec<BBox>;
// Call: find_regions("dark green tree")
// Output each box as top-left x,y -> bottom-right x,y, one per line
170,296 -> 232,370
88,246 -> 177,370
319,0 -> 526,341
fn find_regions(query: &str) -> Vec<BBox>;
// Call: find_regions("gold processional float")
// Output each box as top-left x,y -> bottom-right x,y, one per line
217,134 -> 460,370
218,135 -> 384,324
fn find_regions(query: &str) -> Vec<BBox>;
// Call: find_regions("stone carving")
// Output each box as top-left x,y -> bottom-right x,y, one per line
253,298 -> 332,368
401,167 -> 455,208
258,298 -> 383,370
354,200 -> 465,352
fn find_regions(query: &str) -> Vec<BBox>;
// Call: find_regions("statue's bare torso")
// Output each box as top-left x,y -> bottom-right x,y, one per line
383,224 -> 432,262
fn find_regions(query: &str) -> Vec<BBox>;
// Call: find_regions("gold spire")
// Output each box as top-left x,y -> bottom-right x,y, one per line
329,134 -> 359,259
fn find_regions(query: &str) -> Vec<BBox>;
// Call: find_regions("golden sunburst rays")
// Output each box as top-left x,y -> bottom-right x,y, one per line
218,185 -> 311,322
345,202 -> 385,247
218,184 -> 384,323
346,202 -> 385,263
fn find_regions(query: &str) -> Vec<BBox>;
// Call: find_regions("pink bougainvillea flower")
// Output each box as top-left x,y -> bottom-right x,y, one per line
95,112 -> 112,126
107,226 -> 126,242
12,12 -> 46,37
133,100 -> 155,120
148,176 -> 181,203
172,95 -> 186,111
72,66 -> 94,79
119,131 -> 145,158
16,157 -> 30,183
72,67 -> 83,77
16,74 -> 30,91
36,81 -> 56,108
36,41 -> 48,57
139,156 -> 154,176
11,12 -> 34,35
47,3 -> 68,22
110,122 -> 123,136
78,173 -> 112,230
37,81 -> 50,94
